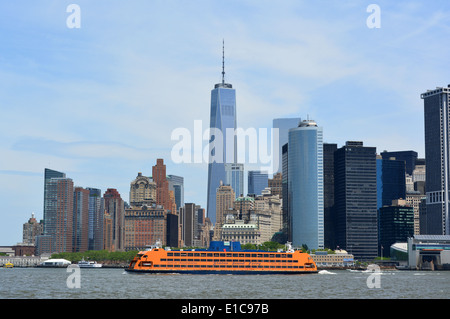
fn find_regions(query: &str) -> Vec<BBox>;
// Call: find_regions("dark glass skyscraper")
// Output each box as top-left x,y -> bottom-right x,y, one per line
421,85 -> 450,235
334,141 -> 378,260
207,43 -> 237,225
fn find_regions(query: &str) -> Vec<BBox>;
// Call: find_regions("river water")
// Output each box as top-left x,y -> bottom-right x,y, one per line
0,267 -> 448,299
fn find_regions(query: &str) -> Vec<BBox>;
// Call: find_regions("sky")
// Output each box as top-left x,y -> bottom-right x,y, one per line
0,1 -> 449,246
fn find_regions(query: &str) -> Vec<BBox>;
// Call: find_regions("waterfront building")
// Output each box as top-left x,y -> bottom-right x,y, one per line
73,187 -> 89,252
273,118 -> 301,173
406,235 -> 450,270
310,250 -> 355,268
124,205 -> 166,251
288,119 -> 324,250
103,188 -> 125,251
379,199 -> 414,257
129,172 -> 156,207
248,170 -> 268,196
225,163 -> 244,198
207,42 -> 237,225
334,141 -> 378,260
43,174 -> 74,253
22,213 -> 43,245
421,85 -> 450,235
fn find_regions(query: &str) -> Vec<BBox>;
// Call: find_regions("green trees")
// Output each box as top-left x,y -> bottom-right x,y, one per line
51,250 -> 138,263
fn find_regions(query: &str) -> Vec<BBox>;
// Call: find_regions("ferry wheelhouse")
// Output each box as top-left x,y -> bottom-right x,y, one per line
126,241 -> 317,275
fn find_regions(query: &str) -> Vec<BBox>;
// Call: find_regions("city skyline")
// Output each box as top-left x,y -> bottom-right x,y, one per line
1,1 -> 450,245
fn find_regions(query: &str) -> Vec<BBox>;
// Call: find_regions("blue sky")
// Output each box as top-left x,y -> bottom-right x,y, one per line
0,1 -> 449,245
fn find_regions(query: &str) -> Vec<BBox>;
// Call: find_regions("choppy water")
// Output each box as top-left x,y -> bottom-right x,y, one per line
0,267 -> 448,299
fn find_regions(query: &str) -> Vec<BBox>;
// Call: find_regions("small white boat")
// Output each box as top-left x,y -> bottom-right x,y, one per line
78,258 -> 102,268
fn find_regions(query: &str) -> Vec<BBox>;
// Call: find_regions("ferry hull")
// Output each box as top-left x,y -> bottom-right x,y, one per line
125,268 -> 317,275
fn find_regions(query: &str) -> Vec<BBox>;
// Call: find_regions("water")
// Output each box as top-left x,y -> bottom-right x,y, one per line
0,267 -> 448,300
0,268 -> 448,300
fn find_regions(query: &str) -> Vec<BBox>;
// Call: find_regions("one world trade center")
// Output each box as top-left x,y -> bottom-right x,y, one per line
207,42 -> 237,225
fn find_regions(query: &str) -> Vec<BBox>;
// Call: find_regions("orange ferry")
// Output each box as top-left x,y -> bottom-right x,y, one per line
126,241 -> 317,275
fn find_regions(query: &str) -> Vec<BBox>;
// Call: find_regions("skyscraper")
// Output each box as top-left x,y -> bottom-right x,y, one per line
248,170 -> 269,196
73,187 -> 89,252
288,119 -> 324,249
421,85 -> 450,235
334,141 -> 378,260
273,118 -> 301,173
207,42 -> 237,225
43,175 -> 74,253
103,188 -> 125,251
86,187 -> 103,251
153,159 -> 176,213
168,175 -> 184,212
225,163 -> 244,198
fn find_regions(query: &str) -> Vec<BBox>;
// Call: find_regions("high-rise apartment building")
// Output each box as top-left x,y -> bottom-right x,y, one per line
73,187 -> 89,252
248,170 -> 268,196
421,85 -> 450,235
207,43 -> 237,225
334,141 -> 378,260
86,187 -> 103,251
43,175 -> 74,253
103,188 -> 125,251
288,119 -> 324,250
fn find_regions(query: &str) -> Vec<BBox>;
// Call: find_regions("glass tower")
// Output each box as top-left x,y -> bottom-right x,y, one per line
334,141 -> 378,260
421,85 -> 450,235
248,170 -> 269,196
207,43 -> 237,225
288,119 -> 324,249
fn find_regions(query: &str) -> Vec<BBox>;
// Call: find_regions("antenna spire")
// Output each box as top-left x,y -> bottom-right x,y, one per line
222,39 -> 225,84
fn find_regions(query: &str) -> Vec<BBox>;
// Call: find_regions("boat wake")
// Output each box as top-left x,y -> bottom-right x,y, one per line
318,270 -> 336,275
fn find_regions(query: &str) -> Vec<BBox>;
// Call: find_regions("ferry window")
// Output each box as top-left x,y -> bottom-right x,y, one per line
173,253 -> 180,257
180,253 -> 187,257
263,254 -> 269,258
174,259 -> 179,261
207,253 -> 212,257
207,259 -> 213,262
160,259 -> 166,261
257,254 -> 263,258
167,253 -> 173,257
167,259 -> 173,261
188,259 -> 193,262
188,253 -> 193,257
276,254 -> 281,258
214,253 -> 219,257
201,253 -> 206,257
239,253 -> 244,257
245,254 -> 251,257
287,255 -> 293,258
226,253 -> 232,257
174,265 -> 180,268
